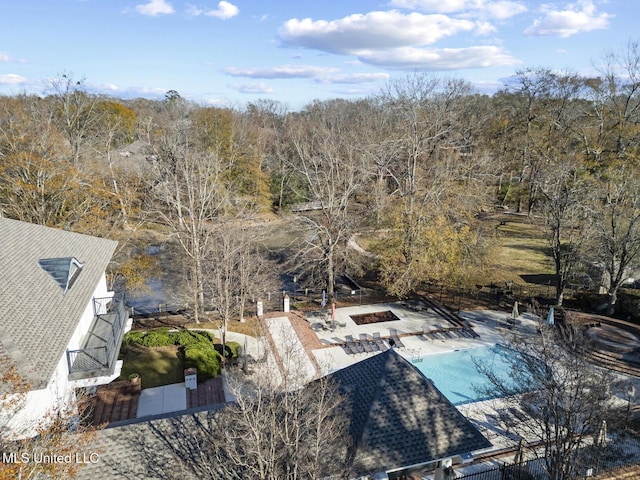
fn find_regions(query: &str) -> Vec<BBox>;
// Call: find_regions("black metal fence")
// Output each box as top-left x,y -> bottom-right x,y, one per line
456,458 -> 546,480
455,433 -> 640,480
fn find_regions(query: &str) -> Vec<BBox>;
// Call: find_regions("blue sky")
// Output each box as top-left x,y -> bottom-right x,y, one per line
0,0 -> 637,108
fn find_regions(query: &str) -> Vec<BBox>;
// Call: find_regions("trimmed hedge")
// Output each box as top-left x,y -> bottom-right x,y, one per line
138,328 -> 172,347
122,329 -> 216,348
170,329 -> 215,346
183,344 -> 221,380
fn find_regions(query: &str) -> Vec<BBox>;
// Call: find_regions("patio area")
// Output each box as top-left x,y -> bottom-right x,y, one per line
295,301 -> 509,375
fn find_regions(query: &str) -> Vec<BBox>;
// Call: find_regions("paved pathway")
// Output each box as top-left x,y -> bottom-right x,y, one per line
264,315 -> 317,386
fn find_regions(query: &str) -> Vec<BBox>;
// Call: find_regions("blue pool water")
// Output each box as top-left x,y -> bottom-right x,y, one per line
412,345 -> 515,405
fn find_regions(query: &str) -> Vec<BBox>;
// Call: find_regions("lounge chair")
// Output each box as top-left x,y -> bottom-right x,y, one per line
345,335 -> 364,354
372,332 -> 387,350
389,329 -> 406,349
359,333 -> 375,353
422,326 -> 435,340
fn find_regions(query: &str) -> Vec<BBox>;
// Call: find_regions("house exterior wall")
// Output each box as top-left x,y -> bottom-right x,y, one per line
1,274 -> 129,440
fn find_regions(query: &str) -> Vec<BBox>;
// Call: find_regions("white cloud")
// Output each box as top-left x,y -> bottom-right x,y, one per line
190,1 -> 239,19
320,72 -> 391,84
356,45 -> 520,70
474,20 -> 496,35
229,82 -> 274,94
224,65 -> 390,85
524,0 -> 612,38
0,74 -> 27,85
0,52 -> 27,63
135,0 -> 174,16
279,11 -> 478,54
223,65 -> 338,79
390,0 -> 475,12
389,0 -> 527,19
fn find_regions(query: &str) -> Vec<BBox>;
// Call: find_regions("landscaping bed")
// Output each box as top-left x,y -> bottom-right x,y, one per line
118,344 -> 183,389
118,328 -> 241,388
350,310 -> 400,325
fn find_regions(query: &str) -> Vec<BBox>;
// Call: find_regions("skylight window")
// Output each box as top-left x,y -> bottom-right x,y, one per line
38,257 -> 84,293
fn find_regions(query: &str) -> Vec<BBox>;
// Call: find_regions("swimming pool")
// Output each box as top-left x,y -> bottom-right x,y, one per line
411,345 -> 515,405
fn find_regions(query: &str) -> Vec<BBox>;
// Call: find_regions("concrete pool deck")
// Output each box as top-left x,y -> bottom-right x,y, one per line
261,303 -> 606,453
306,304 -> 523,375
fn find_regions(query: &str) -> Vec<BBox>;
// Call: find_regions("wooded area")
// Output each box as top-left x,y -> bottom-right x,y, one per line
3,44 -> 640,316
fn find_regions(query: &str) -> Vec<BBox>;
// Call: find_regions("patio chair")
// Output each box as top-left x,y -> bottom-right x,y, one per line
364,333 -> 380,352
359,333 -> 375,353
345,335 -> 364,354
422,326 -> 435,340
389,329 -> 406,350
372,332 -> 387,350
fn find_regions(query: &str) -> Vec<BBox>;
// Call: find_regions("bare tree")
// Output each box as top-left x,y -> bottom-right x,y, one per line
476,328 -> 618,480
288,100 -> 370,302
536,158 -> 592,306
201,222 -> 278,355
585,41 -> 640,166
148,126 -> 232,322
48,73 -> 102,166
131,328 -> 350,480
591,166 -> 640,313
374,74 -> 489,296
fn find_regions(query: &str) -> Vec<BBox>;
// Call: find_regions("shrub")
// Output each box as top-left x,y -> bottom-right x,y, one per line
214,341 -> 241,361
226,341 -> 241,360
122,331 -> 145,346
138,328 -> 173,347
183,344 -> 221,381
170,329 -> 215,346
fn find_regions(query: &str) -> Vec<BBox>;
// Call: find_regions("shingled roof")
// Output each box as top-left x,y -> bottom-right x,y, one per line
0,218 -> 118,389
75,349 -> 490,479
328,348 -> 492,476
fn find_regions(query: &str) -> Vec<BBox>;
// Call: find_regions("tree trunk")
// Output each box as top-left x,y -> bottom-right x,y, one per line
326,243 -> 335,303
606,288 -> 618,316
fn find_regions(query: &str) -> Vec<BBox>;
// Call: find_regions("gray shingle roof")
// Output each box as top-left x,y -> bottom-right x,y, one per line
76,350 -> 490,479
327,349 -> 492,476
76,407 -> 225,480
0,218 -> 117,389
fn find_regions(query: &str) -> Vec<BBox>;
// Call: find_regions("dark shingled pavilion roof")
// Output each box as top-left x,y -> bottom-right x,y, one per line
327,348 -> 491,476
0,218 -> 117,389
75,349 -> 490,479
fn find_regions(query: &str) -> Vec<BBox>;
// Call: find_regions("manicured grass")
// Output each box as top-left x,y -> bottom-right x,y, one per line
487,217 -> 555,286
118,344 -> 184,389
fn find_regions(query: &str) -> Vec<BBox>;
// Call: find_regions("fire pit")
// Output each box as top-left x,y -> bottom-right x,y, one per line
350,310 -> 400,325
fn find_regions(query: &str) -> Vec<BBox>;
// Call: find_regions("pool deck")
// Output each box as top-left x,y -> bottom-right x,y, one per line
262,302 -> 639,462
306,303 -> 513,374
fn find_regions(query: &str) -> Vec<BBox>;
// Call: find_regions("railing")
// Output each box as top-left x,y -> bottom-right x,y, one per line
455,434 -> 640,480
93,296 -> 112,316
67,294 -> 128,377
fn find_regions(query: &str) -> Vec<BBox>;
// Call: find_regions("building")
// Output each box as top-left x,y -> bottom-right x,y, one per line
75,349 -> 490,479
0,218 -> 131,439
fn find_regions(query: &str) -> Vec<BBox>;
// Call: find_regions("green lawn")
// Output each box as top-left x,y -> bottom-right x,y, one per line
488,218 -> 555,286
118,344 -> 184,389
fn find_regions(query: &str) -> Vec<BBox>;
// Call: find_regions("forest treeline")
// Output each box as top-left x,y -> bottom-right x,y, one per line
2,44 -> 640,317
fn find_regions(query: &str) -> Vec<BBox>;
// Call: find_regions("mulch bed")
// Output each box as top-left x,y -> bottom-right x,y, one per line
131,314 -> 189,330
350,310 -> 400,325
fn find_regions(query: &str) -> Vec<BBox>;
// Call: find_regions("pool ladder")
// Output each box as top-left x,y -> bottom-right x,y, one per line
410,348 -> 424,363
